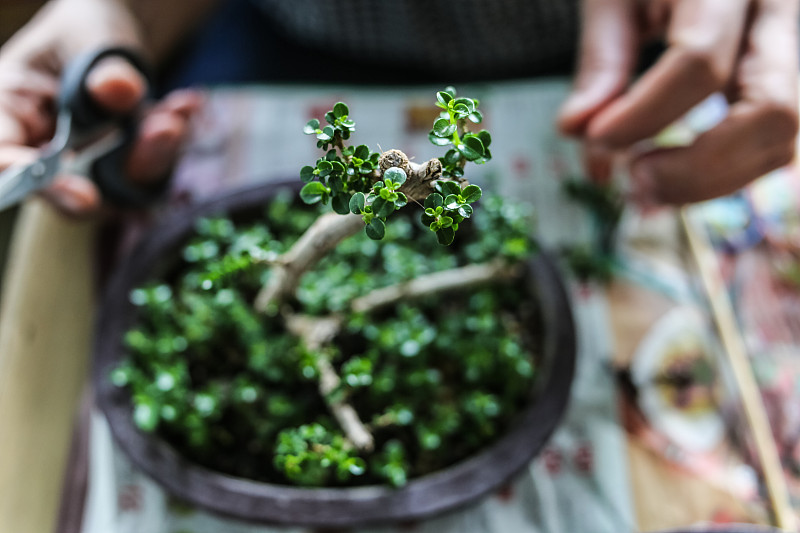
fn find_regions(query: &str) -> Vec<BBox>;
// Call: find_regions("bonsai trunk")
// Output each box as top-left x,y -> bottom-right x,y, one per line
251,148 -> 467,452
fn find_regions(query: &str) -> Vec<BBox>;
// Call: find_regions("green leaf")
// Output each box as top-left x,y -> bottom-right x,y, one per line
395,192 -> 408,208
432,117 -> 456,138
440,216 -> 453,228
468,110 -> 483,123
457,204 -> 473,218
453,97 -> 476,114
461,184 -> 482,203
317,126 -> 333,141
349,192 -> 366,214
463,135 -> 486,156
424,193 -> 444,210
300,165 -> 316,183
333,102 -> 349,118
443,86 -> 456,98
317,160 -> 333,177
133,399 -> 159,432
303,118 -> 320,135
435,181 -> 461,197
366,218 -> 386,240
443,149 -> 462,166
477,130 -> 492,148
436,91 -> 453,107
444,194 -> 460,209
428,131 -> 452,146
436,226 -> 456,246
325,111 -> 336,125
453,103 -> 470,118
330,160 -> 346,173
457,142 -> 481,161
354,144 -> 370,160
300,182 -> 329,204
383,167 -> 407,186
372,197 -> 395,218
331,193 -> 351,215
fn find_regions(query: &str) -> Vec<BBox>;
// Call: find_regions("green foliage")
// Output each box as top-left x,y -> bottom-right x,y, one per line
301,90 -> 489,245
115,193 -> 538,487
429,87 -> 492,179
560,178 -> 624,283
274,424 -> 367,486
420,181 -> 482,246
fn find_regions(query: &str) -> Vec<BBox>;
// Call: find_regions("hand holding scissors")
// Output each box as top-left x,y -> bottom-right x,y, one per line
0,47 -> 176,213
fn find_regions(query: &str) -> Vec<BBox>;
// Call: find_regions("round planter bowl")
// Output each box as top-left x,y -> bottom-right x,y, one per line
93,181 -> 577,527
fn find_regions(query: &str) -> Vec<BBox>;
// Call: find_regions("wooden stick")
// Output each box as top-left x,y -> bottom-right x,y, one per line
0,198 -> 96,533
681,208 -> 796,531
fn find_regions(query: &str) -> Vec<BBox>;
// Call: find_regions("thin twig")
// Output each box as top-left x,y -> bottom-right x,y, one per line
351,259 -> 518,314
285,314 -> 374,451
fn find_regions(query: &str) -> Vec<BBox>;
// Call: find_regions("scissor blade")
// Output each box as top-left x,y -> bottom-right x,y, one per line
0,153 -> 61,212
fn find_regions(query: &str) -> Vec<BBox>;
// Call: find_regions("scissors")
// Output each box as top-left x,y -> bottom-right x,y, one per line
0,47 -> 165,212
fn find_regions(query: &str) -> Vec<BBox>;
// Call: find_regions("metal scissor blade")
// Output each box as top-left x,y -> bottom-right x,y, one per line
0,152 -> 61,212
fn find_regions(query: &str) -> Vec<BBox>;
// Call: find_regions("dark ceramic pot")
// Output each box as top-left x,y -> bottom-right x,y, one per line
93,181 -> 577,527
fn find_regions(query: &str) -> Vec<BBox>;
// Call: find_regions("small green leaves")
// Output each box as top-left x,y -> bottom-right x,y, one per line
436,226 -> 455,246
462,184 -> 482,203
317,125 -> 335,142
435,89 -> 454,108
425,193 -> 444,210
134,398 -> 159,432
419,181 -> 483,244
301,91 -> 491,246
435,181 -> 461,197
365,218 -> 386,240
433,117 -> 456,138
372,197 -> 396,218
383,167 -> 407,187
331,193 -> 352,215
303,119 -> 320,135
300,182 -> 330,205
349,192 -> 366,214
333,102 -> 349,119
300,165 -> 315,183
427,88 -> 492,178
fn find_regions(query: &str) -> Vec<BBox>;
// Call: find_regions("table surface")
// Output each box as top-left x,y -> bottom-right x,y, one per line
3,80 -> 797,533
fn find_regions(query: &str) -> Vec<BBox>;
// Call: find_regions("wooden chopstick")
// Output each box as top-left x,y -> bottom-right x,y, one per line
680,208 -> 796,531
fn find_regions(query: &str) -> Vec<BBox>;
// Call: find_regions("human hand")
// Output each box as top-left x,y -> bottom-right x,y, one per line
558,0 -> 799,207
0,0 -> 202,216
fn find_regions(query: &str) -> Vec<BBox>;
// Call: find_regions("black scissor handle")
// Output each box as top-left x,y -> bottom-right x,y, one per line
59,47 -> 166,207
58,47 -> 152,133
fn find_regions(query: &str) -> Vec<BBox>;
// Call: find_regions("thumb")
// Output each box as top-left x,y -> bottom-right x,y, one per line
557,0 -> 639,137
84,56 -> 147,114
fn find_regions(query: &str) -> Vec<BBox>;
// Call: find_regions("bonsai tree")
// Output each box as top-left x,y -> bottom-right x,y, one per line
114,88 -> 539,487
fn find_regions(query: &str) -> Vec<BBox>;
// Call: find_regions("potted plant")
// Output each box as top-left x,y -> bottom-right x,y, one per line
93,88 -> 576,527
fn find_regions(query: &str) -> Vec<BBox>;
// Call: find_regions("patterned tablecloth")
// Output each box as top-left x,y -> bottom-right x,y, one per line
77,80 -> 798,532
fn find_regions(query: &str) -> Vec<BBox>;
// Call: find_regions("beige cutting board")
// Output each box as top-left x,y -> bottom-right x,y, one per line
0,198 -> 95,533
